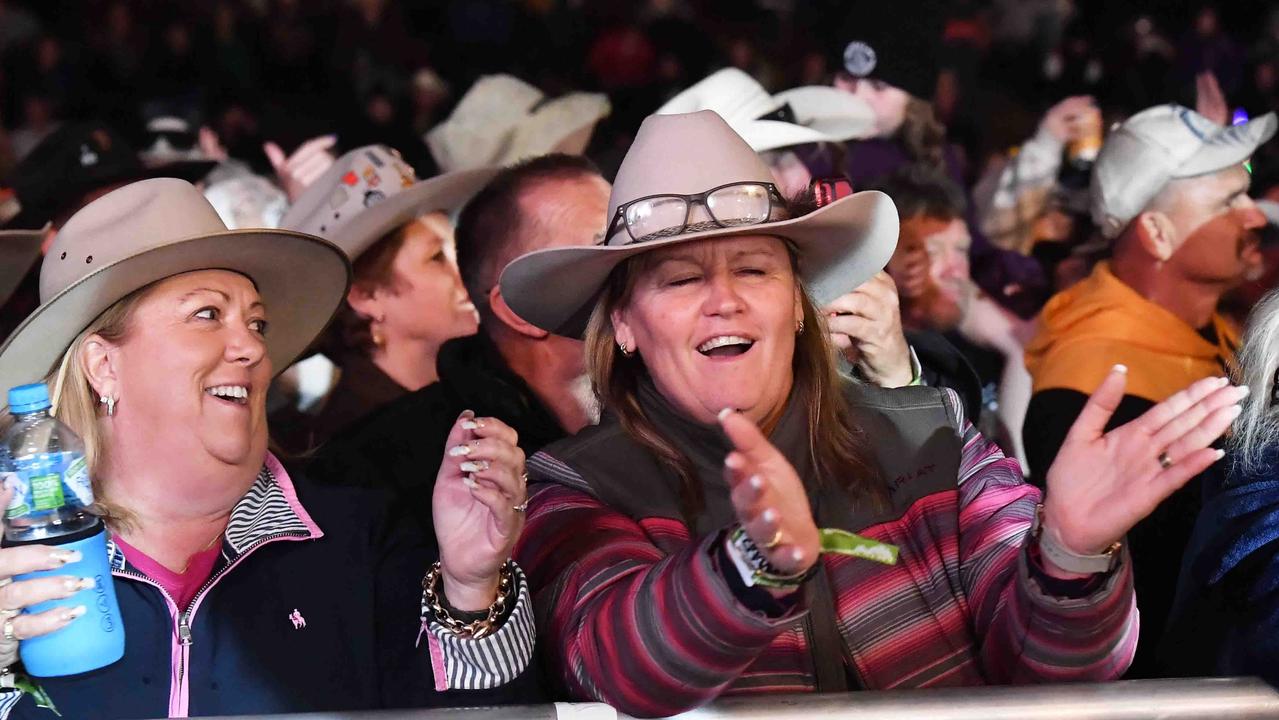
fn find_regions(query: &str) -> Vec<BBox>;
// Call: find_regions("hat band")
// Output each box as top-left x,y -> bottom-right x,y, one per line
604,181 -> 785,246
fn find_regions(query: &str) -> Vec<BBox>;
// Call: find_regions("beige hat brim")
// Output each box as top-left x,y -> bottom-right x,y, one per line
499,190 -> 899,337
0,229 -> 44,309
0,229 -> 350,394
283,166 -> 500,261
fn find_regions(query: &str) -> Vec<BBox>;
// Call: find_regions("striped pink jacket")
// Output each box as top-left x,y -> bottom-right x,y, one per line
516,385 -> 1137,718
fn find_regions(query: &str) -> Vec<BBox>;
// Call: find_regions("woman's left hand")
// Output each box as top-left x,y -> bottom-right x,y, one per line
824,272 -> 914,388
1042,367 -> 1246,576
433,411 -> 526,610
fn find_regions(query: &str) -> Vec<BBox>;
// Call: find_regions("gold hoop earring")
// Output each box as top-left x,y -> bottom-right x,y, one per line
617,340 -> 632,357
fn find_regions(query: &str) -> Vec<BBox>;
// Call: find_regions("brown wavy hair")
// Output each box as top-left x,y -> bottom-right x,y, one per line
898,96 -> 947,172
583,242 -> 885,523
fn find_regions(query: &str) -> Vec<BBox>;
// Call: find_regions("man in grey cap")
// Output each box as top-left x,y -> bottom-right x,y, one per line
1022,103 -> 1275,677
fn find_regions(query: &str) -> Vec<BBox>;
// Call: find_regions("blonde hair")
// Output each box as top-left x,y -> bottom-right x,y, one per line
1231,288 -> 1279,474
1,287 -> 152,526
583,248 -> 885,523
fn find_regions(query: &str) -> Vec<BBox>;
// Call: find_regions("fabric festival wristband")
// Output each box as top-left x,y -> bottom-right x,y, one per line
820,528 -> 898,565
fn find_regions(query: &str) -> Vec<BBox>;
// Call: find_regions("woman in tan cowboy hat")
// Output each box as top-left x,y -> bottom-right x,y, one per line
279,145 -> 497,449
502,110 -> 1245,717
0,178 -> 537,718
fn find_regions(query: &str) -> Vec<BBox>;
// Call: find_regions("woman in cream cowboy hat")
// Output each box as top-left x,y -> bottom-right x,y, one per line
0,178 -> 536,718
502,110 -> 1245,716
280,145 -> 497,448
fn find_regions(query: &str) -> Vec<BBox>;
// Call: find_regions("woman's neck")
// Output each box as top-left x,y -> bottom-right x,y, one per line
97,442 -> 255,574
371,336 -> 440,391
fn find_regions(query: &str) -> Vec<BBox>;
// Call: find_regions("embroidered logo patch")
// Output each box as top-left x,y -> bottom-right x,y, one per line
289,609 -> 306,630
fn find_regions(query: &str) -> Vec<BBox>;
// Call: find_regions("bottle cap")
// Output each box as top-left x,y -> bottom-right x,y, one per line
7,383 -> 51,414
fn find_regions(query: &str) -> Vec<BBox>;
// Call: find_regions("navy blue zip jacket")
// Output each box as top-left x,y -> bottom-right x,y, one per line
1,455 -> 540,719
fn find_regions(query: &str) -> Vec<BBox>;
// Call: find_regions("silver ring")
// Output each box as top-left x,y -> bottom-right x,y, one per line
1158,451 -> 1173,469
4,619 -> 17,642
0,578 -> 12,589
513,501 -> 528,514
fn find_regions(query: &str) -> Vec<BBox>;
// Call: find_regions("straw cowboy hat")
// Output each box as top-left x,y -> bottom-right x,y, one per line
500,110 -> 899,336
425,74 -> 611,173
280,144 -> 498,261
656,68 -> 875,152
0,228 -> 44,307
0,178 -> 349,393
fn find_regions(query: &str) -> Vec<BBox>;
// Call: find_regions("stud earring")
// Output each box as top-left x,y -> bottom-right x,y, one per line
100,395 -> 116,417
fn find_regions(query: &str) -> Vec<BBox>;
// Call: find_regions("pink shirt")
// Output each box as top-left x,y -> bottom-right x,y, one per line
115,535 -> 221,610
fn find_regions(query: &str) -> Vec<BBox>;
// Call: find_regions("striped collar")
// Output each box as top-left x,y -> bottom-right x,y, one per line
108,454 -> 324,572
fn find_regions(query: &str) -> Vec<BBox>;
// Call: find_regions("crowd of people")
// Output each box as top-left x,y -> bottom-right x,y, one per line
2,0 -> 1279,718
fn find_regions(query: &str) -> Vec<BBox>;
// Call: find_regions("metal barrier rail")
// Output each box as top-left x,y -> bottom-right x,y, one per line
195,677 -> 1279,720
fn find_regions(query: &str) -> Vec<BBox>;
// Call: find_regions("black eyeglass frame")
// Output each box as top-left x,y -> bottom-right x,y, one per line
604,181 -> 786,246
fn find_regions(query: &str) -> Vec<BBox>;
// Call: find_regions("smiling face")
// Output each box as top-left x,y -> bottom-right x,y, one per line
611,235 -> 803,425
101,269 -> 272,471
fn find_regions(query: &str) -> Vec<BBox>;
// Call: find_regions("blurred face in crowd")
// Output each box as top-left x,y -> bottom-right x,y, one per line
889,215 -> 970,330
834,75 -> 910,137
1153,164 -> 1265,286
353,213 -> 478,351
90,270 -> 271,474
612,235 -> 802,426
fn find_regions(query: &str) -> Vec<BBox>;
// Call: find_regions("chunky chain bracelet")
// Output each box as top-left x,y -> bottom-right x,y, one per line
421,560 -> 514,639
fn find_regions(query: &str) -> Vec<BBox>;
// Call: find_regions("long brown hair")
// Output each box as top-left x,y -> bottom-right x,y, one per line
898,96 -> 947,172
583,247 -> 885,522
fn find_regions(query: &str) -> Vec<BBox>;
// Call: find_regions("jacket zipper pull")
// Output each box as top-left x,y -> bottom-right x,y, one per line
178,612 -> 193,646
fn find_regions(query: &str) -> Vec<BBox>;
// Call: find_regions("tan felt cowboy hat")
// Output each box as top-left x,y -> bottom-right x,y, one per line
426,74 -> 611,173
0,178 -> 350,394
656,68 -> 875,152
0,228 -> 44,308
499,110 -> 899,337
281,144 -> 497,262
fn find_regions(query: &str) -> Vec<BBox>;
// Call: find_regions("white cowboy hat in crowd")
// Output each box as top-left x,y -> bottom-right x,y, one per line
281,144 -> 498,262
499,110 -> 899,336
0,178 -> 349,393
656,68 -> 875,153
426,74 -> 611,173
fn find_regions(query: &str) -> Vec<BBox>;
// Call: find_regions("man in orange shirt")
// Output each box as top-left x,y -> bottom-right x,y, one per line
1023,104 -> 1274,676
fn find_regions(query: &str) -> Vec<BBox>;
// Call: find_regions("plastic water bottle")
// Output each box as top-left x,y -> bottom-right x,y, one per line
0,383 -> 124,676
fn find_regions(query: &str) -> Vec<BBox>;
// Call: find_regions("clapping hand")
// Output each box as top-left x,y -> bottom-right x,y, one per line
1041,367 -> 1245,576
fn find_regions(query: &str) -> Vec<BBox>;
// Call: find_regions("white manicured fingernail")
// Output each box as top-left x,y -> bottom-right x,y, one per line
718,407 -> 733,420
1214,449 -> 1226,461
1230,404 -> 1244,418
64,577 -> 93,592
762,508 -> 778,523
448,444 -> 472,457
460,460 -> 489,473
749,475 -> 764,490
1237,385 -> 1251,397
1112,364 -> 1128,374
724,454 -> 743,470
52,550 -> 81,565
1218,376 -> 1232,387
463,474 -> 477,489
791,548 -> 805,563
461,420 -> 479,430
63,605 -> 87,622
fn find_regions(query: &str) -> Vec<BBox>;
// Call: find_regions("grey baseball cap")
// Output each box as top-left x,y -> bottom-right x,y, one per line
1091,104 -> 1277,239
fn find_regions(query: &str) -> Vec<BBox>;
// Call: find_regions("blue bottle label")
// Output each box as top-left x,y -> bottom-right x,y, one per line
3,451 -> 93,519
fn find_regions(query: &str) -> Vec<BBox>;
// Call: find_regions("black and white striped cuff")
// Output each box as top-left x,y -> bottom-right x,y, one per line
423,563 -> 535,690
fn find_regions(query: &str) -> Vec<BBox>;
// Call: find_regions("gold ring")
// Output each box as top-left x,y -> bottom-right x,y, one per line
513,502 -> 528,514
1158,451 -> 1173,469
762,529 -> 784,550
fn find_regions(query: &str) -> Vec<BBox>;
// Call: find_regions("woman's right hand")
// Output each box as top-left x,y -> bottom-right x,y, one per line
719,410 -> 820,576
0,489 -> 90,671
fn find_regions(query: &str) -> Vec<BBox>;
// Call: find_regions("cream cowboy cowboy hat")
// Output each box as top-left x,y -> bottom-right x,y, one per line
656,68 -> 875,152
425,74 -> 611,173
280,144 -> 498,261
499,110 -> 899,337
0,178 -> 350,393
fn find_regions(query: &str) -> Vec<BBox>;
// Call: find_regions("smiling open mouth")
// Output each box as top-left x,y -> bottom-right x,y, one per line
205,385 -> 250,405
697,335 -> 756,358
